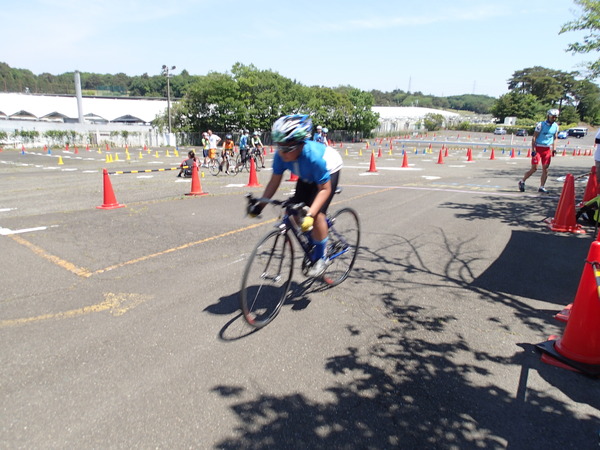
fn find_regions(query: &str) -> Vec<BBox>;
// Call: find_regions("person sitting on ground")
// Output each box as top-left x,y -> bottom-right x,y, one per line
178,150 -> 197,177
247,114 -> 343,278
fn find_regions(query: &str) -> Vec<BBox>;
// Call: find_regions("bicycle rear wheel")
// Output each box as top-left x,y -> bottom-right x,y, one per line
240,230 -> 294,328
323,208 -> 360,286
227,157 -> 238,176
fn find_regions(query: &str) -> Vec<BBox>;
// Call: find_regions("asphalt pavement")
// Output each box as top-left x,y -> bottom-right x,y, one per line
1,131 -> 600,448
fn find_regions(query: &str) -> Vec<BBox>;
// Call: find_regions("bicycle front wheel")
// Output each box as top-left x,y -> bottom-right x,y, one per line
323,208 -> 360,286
227,158 -> 238,176
209,160 -> 220,176
240,230 -> 294,328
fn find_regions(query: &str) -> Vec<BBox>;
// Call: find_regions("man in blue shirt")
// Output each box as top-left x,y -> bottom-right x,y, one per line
238,129 -> 249,164
518,109 -> 560,193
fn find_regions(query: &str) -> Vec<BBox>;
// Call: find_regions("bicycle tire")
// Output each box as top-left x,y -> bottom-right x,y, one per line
253,154 -> 262,172
322,208 -> 360,286
240,230 -> 294,328
237,154 -> 249,173
209,160 -> 220,176
227,157 -> 238,176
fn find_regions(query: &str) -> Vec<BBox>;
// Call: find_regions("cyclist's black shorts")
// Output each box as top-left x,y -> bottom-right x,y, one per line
290,170 -> 340,214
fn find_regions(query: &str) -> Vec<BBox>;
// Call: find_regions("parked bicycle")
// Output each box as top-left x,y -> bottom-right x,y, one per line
240,192 -> 360,328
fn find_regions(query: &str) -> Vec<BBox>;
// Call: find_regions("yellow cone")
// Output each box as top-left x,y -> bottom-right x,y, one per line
359,149 -> 363,156
155,151 -> 159,158
138,151 -> 143,159
105,153 -> 110,163
174,150 -> 179,157
166,149 -> 170,157
345,148 -> 348,156
58,156 -> 64,165
126,151 -> 130,161
114,153 -> 120,161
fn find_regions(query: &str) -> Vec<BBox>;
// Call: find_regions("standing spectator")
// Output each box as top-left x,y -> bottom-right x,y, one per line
313,125 -> 323,143
518,109 -> 560,193
208,130 -> 221,164
238,129 -> 249,164
251,131 -> 265,168
321,127 -> 329,146
201,132 -> 210,167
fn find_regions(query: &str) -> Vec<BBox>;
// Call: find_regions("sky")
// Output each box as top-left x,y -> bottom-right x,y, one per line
1,0 -> 593,99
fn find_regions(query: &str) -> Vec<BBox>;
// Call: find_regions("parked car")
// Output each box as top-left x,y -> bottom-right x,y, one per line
557,130 -> 568,139
494,127 -> 507,135
515,129 -> 528,136
567,127 -> 588,138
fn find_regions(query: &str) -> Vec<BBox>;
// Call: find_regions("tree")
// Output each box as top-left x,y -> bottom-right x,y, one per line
573,79 -> 600,124
561,0 -> 600,78
423,113 -> 445,131
491,92 -> 544,122
507,66 -> 577,108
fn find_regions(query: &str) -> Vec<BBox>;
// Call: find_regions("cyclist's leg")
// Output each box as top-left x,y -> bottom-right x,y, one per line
312,171 -> 340,258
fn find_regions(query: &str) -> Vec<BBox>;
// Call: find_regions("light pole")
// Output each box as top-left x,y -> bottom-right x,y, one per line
161,65 -> 176,134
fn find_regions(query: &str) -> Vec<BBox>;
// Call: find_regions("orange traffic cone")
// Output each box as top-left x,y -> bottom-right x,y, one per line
562,148 -> 566,157
546,173 -> 585,233
377,147 -> 382,158
444,146 -> 449,157
489,148 -> 495,160
579,166 -> 598,207
510,148 -> 515,158
97,169 -> 126,209
466,148 -> 473,162
286,172 -> 299,182
246,156 -> 262,187
436,149 -> 444,164
367,152 -> 377,172
185,164 -> 208,196
537,236 -> 600,375
401,152 -> 409,168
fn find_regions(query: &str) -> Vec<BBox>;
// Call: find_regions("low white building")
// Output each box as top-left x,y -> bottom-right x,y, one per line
0,93 -> 171,147
372,106 -> 462,134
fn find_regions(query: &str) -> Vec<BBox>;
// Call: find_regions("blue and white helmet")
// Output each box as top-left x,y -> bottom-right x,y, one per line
271,114 -> 312,144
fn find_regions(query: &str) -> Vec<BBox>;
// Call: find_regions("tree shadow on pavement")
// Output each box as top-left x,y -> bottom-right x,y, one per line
211,300 -> 599,448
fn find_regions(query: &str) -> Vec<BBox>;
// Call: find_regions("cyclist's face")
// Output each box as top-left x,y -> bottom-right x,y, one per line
278,143 -> 303,161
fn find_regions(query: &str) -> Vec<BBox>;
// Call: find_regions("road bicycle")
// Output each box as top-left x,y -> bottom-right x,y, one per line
240,193 -> 360,328
236,148 -> 263,173
213,150 -> 238,177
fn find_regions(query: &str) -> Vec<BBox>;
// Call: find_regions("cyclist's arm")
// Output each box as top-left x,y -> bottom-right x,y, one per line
260,174 -> 283,203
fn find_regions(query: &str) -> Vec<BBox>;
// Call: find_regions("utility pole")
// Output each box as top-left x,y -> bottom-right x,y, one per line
161,65 -> 176,134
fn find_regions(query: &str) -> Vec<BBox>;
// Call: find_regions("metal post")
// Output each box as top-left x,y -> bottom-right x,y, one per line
162,65 -> 176,135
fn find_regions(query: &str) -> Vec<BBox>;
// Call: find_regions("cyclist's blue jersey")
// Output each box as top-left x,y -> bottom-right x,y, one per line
313,132 -> 323,143
534,120 -> 558,146
239,135 -> 248,149
272,140 -> 343,185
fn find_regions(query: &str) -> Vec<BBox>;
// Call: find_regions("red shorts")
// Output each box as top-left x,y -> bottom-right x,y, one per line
532,146 -> 551,166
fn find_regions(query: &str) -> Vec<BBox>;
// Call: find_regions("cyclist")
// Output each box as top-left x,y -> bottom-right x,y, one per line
201,132 -> 210,167
248,114 -> 343,277
177,150 -> 197,177
250,131 -> 265,168
221,133 -> 235,174
238,129 -> 249,165
313,125 -> 323,143
321,127 -> 329,146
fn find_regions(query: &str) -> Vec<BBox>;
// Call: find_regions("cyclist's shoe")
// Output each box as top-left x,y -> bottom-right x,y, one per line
261,165 -> 265,169
538,187 -> 548,193
307,258 -> 328,278
518,180 -> 525,192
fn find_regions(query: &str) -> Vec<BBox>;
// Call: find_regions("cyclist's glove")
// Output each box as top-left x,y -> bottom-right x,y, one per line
531,150 -> 537,157
247,201 -> 263,218
301,214 -> 314,232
